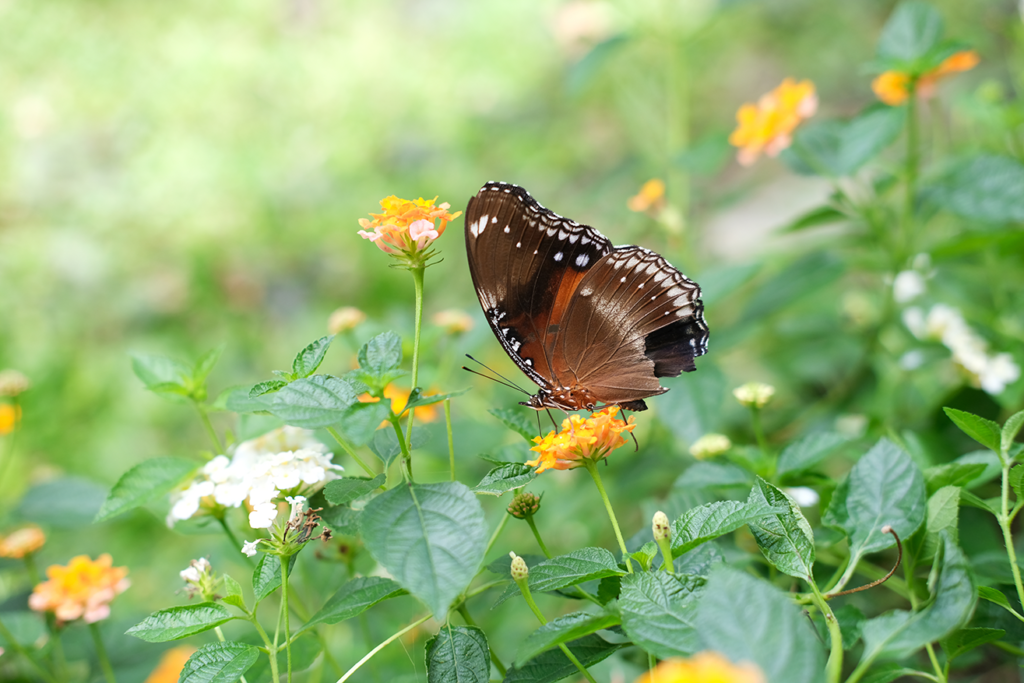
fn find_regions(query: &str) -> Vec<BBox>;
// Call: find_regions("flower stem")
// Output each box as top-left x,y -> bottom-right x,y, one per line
483,507 -> 511,559
404,265 -> 426,455
336,614 -> 432,683
89,623 -> 117,683
517,577 -> 598,683
445,398 -> 455,481
525,516 -> 551,559
0,614 -> 60,683
750,407 -> 769,463
1000,461 -> 1024,611
249,615 -> 279,682
584,461 -> 633,573
326,426 -> 376,478
194,400 -> 224,453
808,582 -> 842,683
281,557 -> 293,683
389,418 -> 414,482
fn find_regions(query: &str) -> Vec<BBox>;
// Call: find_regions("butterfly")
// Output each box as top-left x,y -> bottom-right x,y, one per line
465,181 -> 708,413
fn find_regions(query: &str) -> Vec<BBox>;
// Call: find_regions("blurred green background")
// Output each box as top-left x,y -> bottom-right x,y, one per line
2,0 -> 1022,680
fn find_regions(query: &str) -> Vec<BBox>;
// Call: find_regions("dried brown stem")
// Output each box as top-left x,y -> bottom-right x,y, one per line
826,526 -> 902,599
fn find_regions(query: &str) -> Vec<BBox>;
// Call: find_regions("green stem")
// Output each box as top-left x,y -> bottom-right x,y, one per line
525,516 -> 551,558
1000,462 -> 1024,610
281,557 -> 293,683
216,514 -> 254,566
457,604 -> 507,677
584,461 -> 633,573
483,510 -> 511,560
336,614 -> 432,683
194,401 -> 224,453
249,615 -> 279,682
89,623 -> 117,683
750,407 -> 770,464
404,266 -> 426,456
0,614 -> 60,683
326,426 -> 376,478
445,398 -> 455,481
648,652 -> 657,681
389,418 -> 414,482
809,582 -> 842,683
517,578 -> 598,683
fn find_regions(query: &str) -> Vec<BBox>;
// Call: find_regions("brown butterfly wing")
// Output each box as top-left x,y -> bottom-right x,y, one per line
465,182 -> 612,390
552,246 -> 708,405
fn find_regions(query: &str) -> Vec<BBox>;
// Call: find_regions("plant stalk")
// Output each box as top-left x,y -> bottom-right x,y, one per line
89,623 -> 117,683
525,516 -> 551,559
445,398 -> 455,481
809,582 -> 842,683
404,265 -> 426,456
326,426 -> 376,478
584,460 -> 633,573
336,614 -> 432,683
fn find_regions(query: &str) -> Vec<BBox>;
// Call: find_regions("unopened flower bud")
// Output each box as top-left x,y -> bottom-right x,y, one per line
179,557 -> 212,585
0,369 -> 30,397
689,434 -> 732,460
0,526 -> 46,558
328,307 -> 366,334
509,552 -> 529,582
507,491 -> 541,519
733,382 -> 775,409
652,511 -> 670,542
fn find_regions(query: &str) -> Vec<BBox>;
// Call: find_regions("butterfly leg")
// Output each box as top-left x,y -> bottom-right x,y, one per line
620,408 -> 639,452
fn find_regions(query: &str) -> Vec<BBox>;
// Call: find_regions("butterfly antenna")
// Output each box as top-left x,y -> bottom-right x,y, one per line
463,355 -> 531,396
461,366 -> 529,395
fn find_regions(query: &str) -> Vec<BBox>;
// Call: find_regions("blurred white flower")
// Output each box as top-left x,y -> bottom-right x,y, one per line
902,307 -> 925,338
733,382 -> 775,409
689,433 -> 732,460
784,487 -> 820,508
167,426 -> 342,528
899,350 -> 926,371
978,353 -> 1021,395
836,414 -> 868,437
893,270 -> 926,303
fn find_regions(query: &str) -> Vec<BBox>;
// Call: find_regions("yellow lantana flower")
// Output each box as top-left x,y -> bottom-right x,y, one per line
526,407 -> 635,474
0,525 -> 46,558
729,78 -> 817,166
635,651 -> 765,683
627,179 -> 666,213
360,385 -> 441,424
144,646 -> 197,683
0,403 -> 21,436
872,50 -> 980,106
357,194 -> 461,261
29,554 -> 130,624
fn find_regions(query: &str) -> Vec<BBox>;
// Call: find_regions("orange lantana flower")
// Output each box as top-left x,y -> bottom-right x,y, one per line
29,554 -> 130,624
872,50 -> 980,106
729,78 -> 817,166
360,385 -> 441,424
0,403 -> 21,436
627,179 -> 666,213
144,646 -> 197,683
526,407 -> 635,474
357,195 -> 461,260
0,525 -> 46,558
635,651 -> 765,683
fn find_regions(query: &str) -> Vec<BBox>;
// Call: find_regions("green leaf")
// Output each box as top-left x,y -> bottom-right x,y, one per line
944,407 -> 1003,453
825,438 -> 925,567
630,542 -> 659,572
740,252 -> 842,326
959,489 -> 999,515
515,611 -> 620,667
131,353 -> 192,396
244,634 -> 321,680
925,155 -> 1024,224
1003,409 -> 1024,456
781,205 -> 847,233
221,574 -> 245,610
783,105 -> 906,177
369,426 -> 429,467
618,572 -> 704,658
674,461 -> 752,491
403,387 -> 469,415
324,475 -> 386,506
776,432 -> 850,480
657,362 -> 727,445
351,332 -> 405,390
488,407 -> 538,443
264,375 -> 361,428
924,462 -> 988,495
252,554 -> 297,603
941,627 -> 1005,662
670,485 -> 787,556
1011,466 -> 1024,501
697,567 -> 824,683
472,463 -> 538,496
179,642 -> 259,683
0,612 -> 45,648
95,457 -> 199,522
193,344 -> 225,386
978,586 -> 1019,616
331,401 -> 392,447
125,603 -> 234,642
292,335 -> 334,379
748,478 -> 816,580
876,1 -> 944,64
425,625 -> 490,683
360,482 -> 487,621
923,485 -> 960,558
14,477 -> 107,528
248,380 -> 288,398
503,633 -> 621,683
860,533 -> 976,661
496,548 -> 625,607
303,577 -> 406,631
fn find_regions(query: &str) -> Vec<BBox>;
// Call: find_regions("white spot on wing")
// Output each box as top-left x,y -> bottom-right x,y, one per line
575,254 -> 589,267
491,216 -> 498,223
554,252 -> 563,262
504,226 -> 510,233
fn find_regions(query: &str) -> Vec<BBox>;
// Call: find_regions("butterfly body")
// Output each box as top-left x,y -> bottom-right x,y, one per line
465,182 -> 708,412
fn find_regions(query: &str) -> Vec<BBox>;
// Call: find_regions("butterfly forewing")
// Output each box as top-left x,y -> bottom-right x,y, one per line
465,182 -> 611,389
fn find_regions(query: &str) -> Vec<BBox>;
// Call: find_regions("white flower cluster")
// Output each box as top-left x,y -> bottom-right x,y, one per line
903,304 -> 1021,395
167,426 -> 342,529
